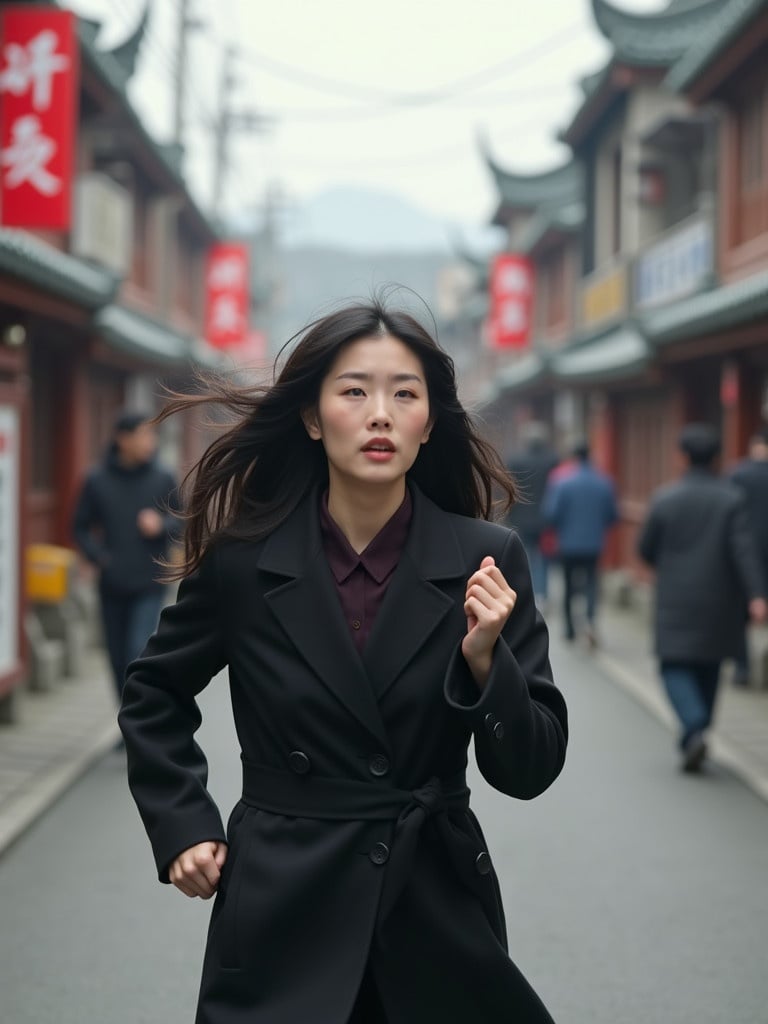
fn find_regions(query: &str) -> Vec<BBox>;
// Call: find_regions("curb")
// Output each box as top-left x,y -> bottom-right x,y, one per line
0,720 -> 121,857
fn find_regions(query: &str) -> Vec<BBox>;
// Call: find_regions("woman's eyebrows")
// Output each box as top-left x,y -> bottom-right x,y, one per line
334,371 -> 423,382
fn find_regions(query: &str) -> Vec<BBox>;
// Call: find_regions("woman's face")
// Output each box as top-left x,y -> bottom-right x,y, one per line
305,334 -> 432,491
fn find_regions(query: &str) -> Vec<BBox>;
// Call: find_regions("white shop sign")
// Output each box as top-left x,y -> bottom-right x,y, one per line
0,405 -> 19,677
634,218 -> 713,310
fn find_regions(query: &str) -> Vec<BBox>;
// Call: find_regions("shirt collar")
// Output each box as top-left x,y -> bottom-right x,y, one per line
319,489 -> 413,584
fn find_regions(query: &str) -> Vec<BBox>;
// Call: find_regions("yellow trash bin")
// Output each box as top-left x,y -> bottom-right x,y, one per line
25,545 -> 75,603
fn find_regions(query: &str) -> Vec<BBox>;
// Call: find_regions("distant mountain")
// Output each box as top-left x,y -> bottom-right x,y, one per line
281,186 -> 499,254
262,246 -> 451,351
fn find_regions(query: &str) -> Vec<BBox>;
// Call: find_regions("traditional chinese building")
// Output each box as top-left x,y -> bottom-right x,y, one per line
0,4 -> 224,713
481,0 -> 768,580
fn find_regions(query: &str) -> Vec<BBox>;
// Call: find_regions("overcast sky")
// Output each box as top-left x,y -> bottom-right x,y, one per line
68,0 -> 669,231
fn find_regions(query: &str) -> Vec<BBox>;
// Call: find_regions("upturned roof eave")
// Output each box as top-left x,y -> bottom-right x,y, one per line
666,0 -> 768,98
593,0 -> 725,66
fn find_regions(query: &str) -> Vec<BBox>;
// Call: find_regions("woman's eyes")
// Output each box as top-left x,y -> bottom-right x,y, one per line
342,388 -> 417,399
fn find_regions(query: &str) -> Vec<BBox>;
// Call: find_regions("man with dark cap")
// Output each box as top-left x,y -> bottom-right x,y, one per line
638,423 -> 768,773
728,425 -> 768,685
73,411 -> 180,701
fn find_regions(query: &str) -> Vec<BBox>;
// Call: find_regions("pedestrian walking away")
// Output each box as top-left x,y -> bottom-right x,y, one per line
728,425 -> 768,686
638,423 -> 768,773
505,420 -> 559,609
118,300 -> 568,1024
72,410 -> 180,701
543,440 -> 618,647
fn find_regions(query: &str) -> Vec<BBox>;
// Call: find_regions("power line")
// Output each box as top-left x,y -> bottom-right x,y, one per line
229,17 -> 589,107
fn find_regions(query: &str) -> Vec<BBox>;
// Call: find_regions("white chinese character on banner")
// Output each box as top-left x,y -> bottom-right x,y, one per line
1,115 -> 61,195
208,257 -> 246,290
210,295 -> 244,334
0,30 -> 70,111
498,264 -> 530,295
499,298 -> 526,333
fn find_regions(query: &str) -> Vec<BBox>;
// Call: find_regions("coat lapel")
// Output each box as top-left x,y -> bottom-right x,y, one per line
259,491 -> 391,751
362,486 -> 466,700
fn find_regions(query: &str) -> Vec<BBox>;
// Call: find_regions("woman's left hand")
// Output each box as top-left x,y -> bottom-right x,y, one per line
462,556 -> 517,689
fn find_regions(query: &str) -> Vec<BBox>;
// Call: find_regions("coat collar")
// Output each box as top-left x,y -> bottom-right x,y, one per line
258,484 -> 466,745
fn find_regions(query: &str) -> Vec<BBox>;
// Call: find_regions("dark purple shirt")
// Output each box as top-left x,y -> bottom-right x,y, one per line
319,490 -> 412,654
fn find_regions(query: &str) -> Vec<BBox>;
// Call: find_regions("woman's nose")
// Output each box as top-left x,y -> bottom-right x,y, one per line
368,402 -> 392,429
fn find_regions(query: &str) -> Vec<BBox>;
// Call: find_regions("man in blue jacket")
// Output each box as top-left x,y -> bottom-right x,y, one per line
544,440 -> 618,647
73,411 -> 180,700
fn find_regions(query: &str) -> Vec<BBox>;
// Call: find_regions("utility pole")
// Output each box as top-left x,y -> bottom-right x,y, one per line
172,0 -> 204,153
212,46 -> 272,217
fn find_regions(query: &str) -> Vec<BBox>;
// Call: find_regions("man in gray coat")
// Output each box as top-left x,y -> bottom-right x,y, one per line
638,424 -> 768,773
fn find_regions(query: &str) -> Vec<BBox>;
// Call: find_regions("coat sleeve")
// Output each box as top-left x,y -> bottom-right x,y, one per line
637,499 -> 661,567
443,530 -> 567,800
118,546 -> 228,882
726,493 -> 768,600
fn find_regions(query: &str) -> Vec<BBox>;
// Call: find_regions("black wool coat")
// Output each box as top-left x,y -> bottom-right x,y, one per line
637,468 -> 767,662
119,485 -> 568,1024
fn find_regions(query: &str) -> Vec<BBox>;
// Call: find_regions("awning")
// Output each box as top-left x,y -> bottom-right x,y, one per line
496,352 -> 549,390
95,305 -> 194,365
0,228 -> 118,309
552,326 -> 649,381
643,270 -> 768,345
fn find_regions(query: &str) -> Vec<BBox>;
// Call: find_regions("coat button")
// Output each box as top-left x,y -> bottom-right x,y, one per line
493,721 -> 505,741
369,754 -> 390,777
475,851 -> 491,875
288,750 -> 311,774
484,713 -> 496,732
369,842 -> 390,865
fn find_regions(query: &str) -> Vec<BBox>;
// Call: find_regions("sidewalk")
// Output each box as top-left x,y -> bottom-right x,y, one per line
579,596 -> 768,803
0,647 -> 119,855
2,594 -> 768,860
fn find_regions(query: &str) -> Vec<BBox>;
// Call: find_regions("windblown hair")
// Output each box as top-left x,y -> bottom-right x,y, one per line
158,299 -> 516,578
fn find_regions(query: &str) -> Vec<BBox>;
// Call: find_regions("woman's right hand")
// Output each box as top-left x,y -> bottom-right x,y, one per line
169,841 -> 228,899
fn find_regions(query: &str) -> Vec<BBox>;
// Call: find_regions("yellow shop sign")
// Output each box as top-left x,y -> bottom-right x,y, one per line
581,266 -> 627,328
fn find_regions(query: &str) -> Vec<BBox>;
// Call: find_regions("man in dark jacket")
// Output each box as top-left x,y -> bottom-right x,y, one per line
73,411 -> 180,700
543,440 -> 618,646
638,424 -> 768,773
728,426 -> 768,685
506,421 -> 559,607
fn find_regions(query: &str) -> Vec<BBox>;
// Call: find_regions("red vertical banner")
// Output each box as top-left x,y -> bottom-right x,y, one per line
488,252 -> 534,350
0,7 -> 78,230
204,243 -> 250,349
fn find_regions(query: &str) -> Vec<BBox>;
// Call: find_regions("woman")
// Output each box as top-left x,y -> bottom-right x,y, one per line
118,300 -> 568,1024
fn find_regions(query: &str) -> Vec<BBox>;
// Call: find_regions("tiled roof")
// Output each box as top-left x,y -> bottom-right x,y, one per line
0,229 -> 118,308
666,0 -> 767,93
520,201 -> 585,255
484,150 -> 582,210
94,305 -> 224,369
592,0 -> 723,66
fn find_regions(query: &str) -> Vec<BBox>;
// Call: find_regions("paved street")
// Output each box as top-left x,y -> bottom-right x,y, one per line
1,632 -> 768,1024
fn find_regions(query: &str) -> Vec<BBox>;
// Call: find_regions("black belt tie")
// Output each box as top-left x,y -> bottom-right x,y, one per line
240,760 -> 490,933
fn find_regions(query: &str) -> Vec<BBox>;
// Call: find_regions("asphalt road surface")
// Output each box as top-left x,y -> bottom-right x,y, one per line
1,633 -> 767,1024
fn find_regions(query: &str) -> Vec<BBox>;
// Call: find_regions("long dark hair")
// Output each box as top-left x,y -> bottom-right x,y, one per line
159,299 -> 516,577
